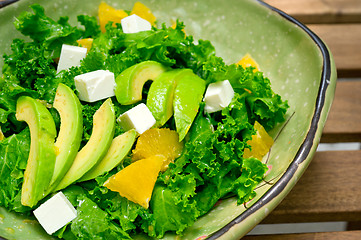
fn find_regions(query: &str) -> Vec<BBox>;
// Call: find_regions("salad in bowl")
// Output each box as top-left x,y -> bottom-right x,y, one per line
0,0 -> 335,239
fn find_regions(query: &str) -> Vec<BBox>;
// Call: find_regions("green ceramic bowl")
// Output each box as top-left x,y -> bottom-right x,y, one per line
0,0 -> 336,239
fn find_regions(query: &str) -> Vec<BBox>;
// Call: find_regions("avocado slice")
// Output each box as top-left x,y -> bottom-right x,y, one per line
80,129 -> 137,181
54,98 -> 115,191
0,126 -> 4,141
47,83 -> 83,192
114,61 -> 168,105
16,96 -> 57,207
146,69 -> 193,127
173,73 -> 206,141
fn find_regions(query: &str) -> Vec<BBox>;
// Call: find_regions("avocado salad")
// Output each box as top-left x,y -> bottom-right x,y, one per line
0,2 -> 289,239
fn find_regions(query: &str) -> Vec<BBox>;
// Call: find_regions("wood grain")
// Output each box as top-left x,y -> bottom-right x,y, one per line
321,81 -> 361,143
261,150 -> 361,224
263,0 -> 361,24
242,230 -> 361,240
263,0 -> 361,77
308,24 -> 361,78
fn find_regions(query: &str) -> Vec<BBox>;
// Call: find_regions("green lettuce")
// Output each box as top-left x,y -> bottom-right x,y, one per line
146,98 -> 269,236
0,129 -> 31,213
14,4 -> 81,58
0,4 -> 289,239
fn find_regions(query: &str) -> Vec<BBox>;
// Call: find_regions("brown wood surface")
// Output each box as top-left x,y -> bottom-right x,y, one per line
261,150 -> 361,224
307,24 -> 361,78
264,0 -> 361,77
243,230 -> 361,240
321,81 -> 361,143
264,0 -> 361,24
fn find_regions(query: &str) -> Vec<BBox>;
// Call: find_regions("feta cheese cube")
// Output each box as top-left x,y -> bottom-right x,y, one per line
74,70 -> 115,102
57,44 -> 87,73
121,14 -> 152,34
203,80 -> 235,113
33,192 -> 77,235
118,103 -> 156,134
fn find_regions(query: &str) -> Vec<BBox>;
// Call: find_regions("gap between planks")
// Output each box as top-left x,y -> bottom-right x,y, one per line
307,24 -> 361,78
263,0 -> 361,78
321,81 -> 361,143
242,230 -> 361,240
263,0 -> 361,24
261,150 -> 361,224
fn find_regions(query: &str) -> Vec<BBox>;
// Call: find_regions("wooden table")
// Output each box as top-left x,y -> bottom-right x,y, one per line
243,0 -> 361,239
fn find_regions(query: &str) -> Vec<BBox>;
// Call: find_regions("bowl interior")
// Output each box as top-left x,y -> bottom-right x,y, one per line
0,0 -> 335,239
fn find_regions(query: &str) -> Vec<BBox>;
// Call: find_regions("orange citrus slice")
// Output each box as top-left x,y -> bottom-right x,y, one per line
237,53 -> 260,72
77,38 -> 93,52
130,2 -> 156,26
243,121 -> 274,160
98,2 -> 128,33
103,155 -> 165,209
132,128 -> 183,171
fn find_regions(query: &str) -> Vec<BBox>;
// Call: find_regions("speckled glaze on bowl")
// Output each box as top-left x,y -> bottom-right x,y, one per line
0,0 -> 336,239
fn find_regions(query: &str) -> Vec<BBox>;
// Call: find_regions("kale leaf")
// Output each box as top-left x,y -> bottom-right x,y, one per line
0,129 -> 31,213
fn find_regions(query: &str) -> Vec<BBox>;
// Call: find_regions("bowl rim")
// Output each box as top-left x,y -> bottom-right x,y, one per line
207,0 -> 333,239
0,0 -> 18,8
0,0 -> 334,239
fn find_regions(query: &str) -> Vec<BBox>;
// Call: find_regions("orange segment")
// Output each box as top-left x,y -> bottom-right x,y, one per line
243,121 -> 274,160
98,2 -> 128,33
132,128 -> 183,171
76,38 -> 93,52
237,53 -> 260,72
131,2 -> 156,26
103,155 -> 165,209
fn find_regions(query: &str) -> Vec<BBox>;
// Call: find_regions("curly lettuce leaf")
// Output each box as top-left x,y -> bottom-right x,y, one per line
2,38 -> 57,94
235,157 -> 269,204
52,185 -> 133,240
14,4 -> 81,57
0,4 -> 289,239
143,184 -> 199,238
0,77 -> 37,136
77,15 -> 101,39
0,129 -> 31,213
150,97 -> 269,236
69,195 -> 132,240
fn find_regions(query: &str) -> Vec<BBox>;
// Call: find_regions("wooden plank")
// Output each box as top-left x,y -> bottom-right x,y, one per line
261,150 -> 361,224
263,0 -> 361,24
307,24 -> 361,78
321,81 -> 361,143
243,230 -> 361,240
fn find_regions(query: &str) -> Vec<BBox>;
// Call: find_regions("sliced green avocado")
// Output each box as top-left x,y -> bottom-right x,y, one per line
146,69 -> 193,127
16,96 -> 57,207
47,83 -> 83,192
0,126 -> 4,141
79,129 -> 137,181
54,98 -> 115,191
173,73 -> 206,141
115,61 -> 168,105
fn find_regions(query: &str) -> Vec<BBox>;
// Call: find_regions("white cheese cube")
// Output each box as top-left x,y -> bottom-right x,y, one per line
33,192 -> 77,235
121,14 -> 152,34
118,103 -> 156,134
57,44 -> 87,73
74,70 -> 115,102
203,80 -> 235,113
